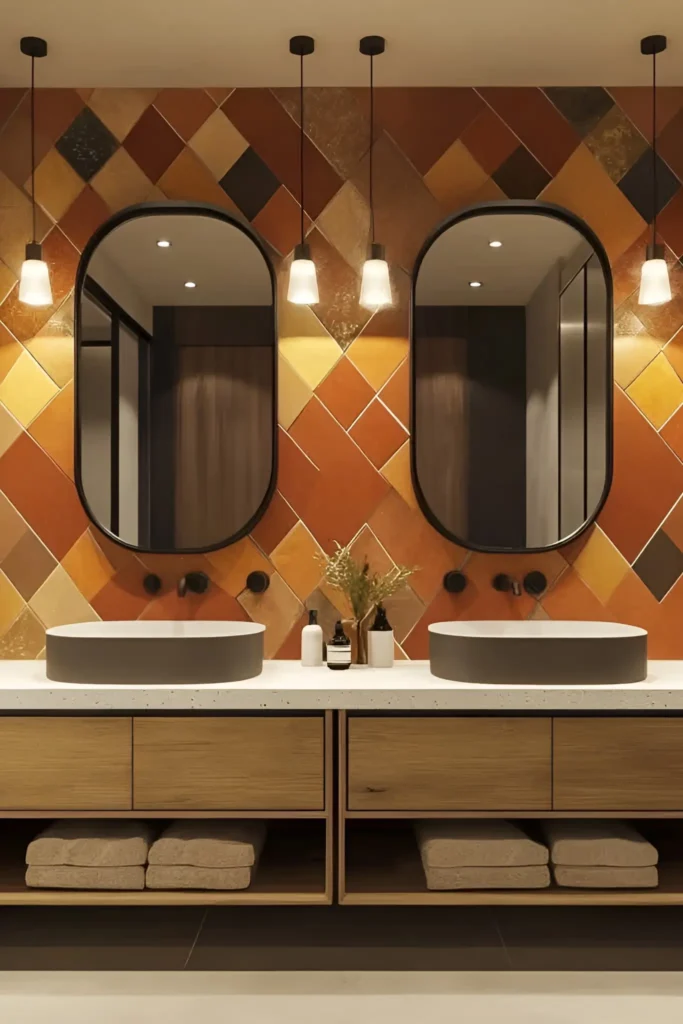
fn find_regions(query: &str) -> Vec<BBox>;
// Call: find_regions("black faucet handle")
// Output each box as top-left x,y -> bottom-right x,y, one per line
443,570 -> 468,594
143,573 -> 162,596
492,573 -> 522,596
246,570 -> 270,594
178,571 -> 210,596
523,571 -> 547,596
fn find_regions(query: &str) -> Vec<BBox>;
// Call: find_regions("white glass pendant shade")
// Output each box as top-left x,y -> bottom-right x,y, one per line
287,244 -> 319,305
360,245 -> 392,310
19,243 -> 52,306
639,244 -> 671,306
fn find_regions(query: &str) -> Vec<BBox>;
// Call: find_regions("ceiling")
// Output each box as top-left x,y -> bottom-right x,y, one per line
2,0 -> 682,87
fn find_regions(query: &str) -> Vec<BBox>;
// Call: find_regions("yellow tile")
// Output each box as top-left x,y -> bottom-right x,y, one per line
0,606 -> 45,659
29,565 -> 100,629
189,108 -> 248,180
279,301 -> 343,390
238,571 -> 303,658
0,569 -> 25,634
271,522 -> 323,601
26,149 -> 84,223
91,148 -> 153,212
541,145 -> 646,263
205,536 -> 273,597
278,353 -> 312,430
614,308 -> 661,389
380,440 -> 418,509
0,259 -> 16,304
61,530 -> 116,602
0,403 -> 21,457
573,525 -> 630,604
347,333 -> 409,391
424,140 -> 488,210
316,182 -> 370,275
88,89 -> 159,141
627,353 -> 683,429
0,350 -> 58,427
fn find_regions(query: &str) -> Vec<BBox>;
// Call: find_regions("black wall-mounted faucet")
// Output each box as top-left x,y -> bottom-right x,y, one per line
492,573 -> 522,597
177,571 -> 210,597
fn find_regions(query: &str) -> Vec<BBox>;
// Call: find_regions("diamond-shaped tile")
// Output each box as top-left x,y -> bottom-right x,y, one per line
154,89 -> 214,141
584,105 -> 648,184
189,107 -> 248,181
0,350 -> 58,427
26,148 -> 85,223
87,89 -> 158,142
658,107 -> 683,183
493,145 -> 551,199
379,358 -> 409,429
374,88 -> 484,175
459,106 -> 518,176
278,301 -> 342,390
349,398 -> 409,469
305,229 -> 371,350
273,86 -> 371,179
424,140 -> 488,210
0,606 -> 45,659
545,87 -> 614,137
251,490 -> 298,557
278,353 -> 312,430
59,184 -> 110,252
633,529 -> 683,601
0,89 -> 84,188
316,182 -> 370,274
618,149 -> 681,223
61,529 -> 116,602
479,87 -> 580,175
238,571 -> 303,658
252,186 -> 310,257
659,188 -> 683,258
28,380 -> 75,478
219,147 -> 280,221
626,352 -> 683,429
315,355 -> 375,429
614,307 -> 661,389
123,105 -> 184,183
572,525 -> 630,604
271,521 -> 323,601
1,529 -> 57,601
158,148 -> 238,212
0,403 -> 21,458
56,107 -> 119,182
662,404 -> 683,461
29,564 -> 99,629
0,569 -> 25,635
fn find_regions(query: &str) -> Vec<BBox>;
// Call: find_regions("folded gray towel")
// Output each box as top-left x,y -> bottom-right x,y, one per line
541,821 -> 658,867
416,820 -> 548,868
145,865 -> 252,890
26,865 -> 145,890
554,865 -> 659,888
148,820 -> 266,868
27,821 -> 155,867
425,865 -> 551,891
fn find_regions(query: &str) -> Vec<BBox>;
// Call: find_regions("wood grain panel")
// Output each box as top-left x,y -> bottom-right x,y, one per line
554,718 -> 683,810
133,716 -> 324,810
347,716 -> 551,811
0,718 -> 131,810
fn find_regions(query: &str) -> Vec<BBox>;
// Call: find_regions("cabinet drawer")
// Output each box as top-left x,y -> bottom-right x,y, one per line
0,717 -> 132,810
133,717 -> 325,810
554,718 -> 683,810
347,716 -> 551,811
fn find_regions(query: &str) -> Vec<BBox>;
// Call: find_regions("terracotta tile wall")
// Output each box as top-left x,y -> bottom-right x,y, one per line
1,85 -> 683,659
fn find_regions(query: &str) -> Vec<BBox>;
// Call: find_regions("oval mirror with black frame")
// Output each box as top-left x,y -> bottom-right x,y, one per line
75,201 -> 277,554
411,200 -> 613,554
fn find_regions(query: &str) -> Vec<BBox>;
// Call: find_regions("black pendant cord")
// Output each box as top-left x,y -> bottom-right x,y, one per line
369,52 -> 375,246
651,49 -> 658,248
30,54 -> 36,244
299,52 -> 305,248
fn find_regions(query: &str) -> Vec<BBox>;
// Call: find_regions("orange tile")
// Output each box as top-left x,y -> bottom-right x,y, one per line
271,522 -> 323,601
90,573 -> 150,621
205,536 -> 273,597
28,381 -> 74,478
460,105 -> 520,176
662,405 -> 683,461
59,185 -> 110,252
252,186 -> 310,258
380,441 -> 417,509
424,140 -> 488,211
91,148 -> 153,211
238,571 -> 303,658
662,498 -> 683,551
605,570 -> 662,634
379,359 -> 409,429
0,322 -> 21,385
541,568 -> 614,621
572,525 -> 630,604
158,148 -> 238,213
349,524 -> 395,579
315,356 -> 375,429
0,89 -> 83,189
251,490 -> 298,557
610,87 -> 683,138
27,148 -> 84,224
626,353 -> 683,429
480,87 -> 581,174
61,529 -> 116,602
349,399 -> 408,469
154,89 -> 215,141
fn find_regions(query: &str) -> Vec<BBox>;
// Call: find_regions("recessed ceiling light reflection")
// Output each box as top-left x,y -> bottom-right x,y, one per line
489,240 -> 502,248
469,281 -> 483,288
184,281 -> 196,289
156,239 -> 171,248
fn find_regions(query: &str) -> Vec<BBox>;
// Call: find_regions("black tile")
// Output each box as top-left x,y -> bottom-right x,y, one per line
219,148 -> 280,221
633,528 -> 683,600
492,145 -> 551,200
618,149 -> 681,223
545,87 -> 614,137
56,107 -> 119,182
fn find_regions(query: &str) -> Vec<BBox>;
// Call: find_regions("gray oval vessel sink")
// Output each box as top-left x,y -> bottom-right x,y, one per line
46,621 -> 265,685
429,621 -> 647,685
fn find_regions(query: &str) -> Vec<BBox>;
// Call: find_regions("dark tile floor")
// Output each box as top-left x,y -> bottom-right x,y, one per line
1,906 -> 683,971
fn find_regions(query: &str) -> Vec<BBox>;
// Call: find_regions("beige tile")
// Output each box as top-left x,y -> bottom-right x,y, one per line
278,354 -> 312,430
0,568 -> 25,634
189,108 -> 248,180
573,525 -> 630,604
627,353 -> 683,430
26,149 -> 84,223
0,492 -> 28,562
25,297 -> 74,388
91,148 -> 153,212
614,307 -> 661,389
0,606 -> 45,658
271,522 -> 324,601
424,139 -> 488,210
88,88 -> 159,141
316,182 -> 370,275
380,441 -> 418,509
29,564 -> 100,629
347,333 -> 409,391
0,350 -> 58,427
238,571 -> 303,658
0,402 -> 21,457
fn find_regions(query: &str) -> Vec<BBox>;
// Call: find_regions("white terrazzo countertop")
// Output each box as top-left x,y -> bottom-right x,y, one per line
0,660 -> 682,712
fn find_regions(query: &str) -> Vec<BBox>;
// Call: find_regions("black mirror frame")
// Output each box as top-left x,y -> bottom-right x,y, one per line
410,198 -> 614,555
74,199 -> 278,555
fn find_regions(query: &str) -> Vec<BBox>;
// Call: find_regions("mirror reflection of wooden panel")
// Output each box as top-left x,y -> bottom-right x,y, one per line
412,202 -> 612,554
75,203 -> 276,554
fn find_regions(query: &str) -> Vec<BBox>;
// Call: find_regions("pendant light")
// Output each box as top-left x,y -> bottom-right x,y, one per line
287,35 -> 319,305
19,36 -> 53,308
359,35 -> 392,311
638,34 -> 671,307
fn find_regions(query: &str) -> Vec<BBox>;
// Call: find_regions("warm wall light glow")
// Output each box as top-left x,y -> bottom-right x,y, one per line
489,240 -> 503,248
184,281 -> 196,289
19,244 -> 52,306
360,255 -> 392,310
157,239 -> 171,248
287,245 -> 319,304
639,246 -> 671,306
469,281 -> 483,288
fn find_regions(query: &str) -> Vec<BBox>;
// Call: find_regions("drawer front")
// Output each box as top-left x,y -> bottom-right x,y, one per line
133,716 -> 325,810
0,717 -> 132,810
347,716 -> 552,811
554,718 -> 683,810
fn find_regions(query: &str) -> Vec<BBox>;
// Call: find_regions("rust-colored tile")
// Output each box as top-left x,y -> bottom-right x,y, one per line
271,521 -> 323,601
662,404 -> 683,460
375,88 -> 484,175
251,490 -> 298,557
658,108 -> 683,183
0,491 -> 28,562
274,87 -> 371,179
87,88 -> 158,142
224,89 -> 343,220
0,432 -> 87,560
305,229 -> 370,350
349,398 -> 409,469
61,529 -> 116,602
541,144 -> 646,263
479,87 -> 580,175
59,185 -> 110,252
0,606 -> 45,659
650,575 -> 683,657
27,148 -> 84,224
0,90 -> 25,133
0,89 -> 84,188
90,573 -> 150,621
208,88 -> 232,106
238,571 -> 303,658
189,107 -> 248,180
123,105 -> 184,183
274,612 -> 308,660
139,583 -> 246,622
379,358 -> 409,429
627,353 -> 683,429
659,189 -> 683,259
349,524 -> 395,579
315,356 -> 375,428
205,535 -> 273,597
541,568 -> 614,621
610,87 -> 683,139
158,148 -> 238,213
460,105 -> 518,176
91,147 -> 153,211
28,381 -> 74,478
1,529 -> 57,601
599,388 -> 683,562
316,182 -> 370,274
25,296 -> 74,389
424,140 -> 489,212
663,497 -> 683,552
584,105 -> 648,184
351,134 -> 442,272
383,585 -> 425,645
606,570 -> 662,635
154,89 -> 215,141
614,307 -> 661,388
252,186 -> 310,257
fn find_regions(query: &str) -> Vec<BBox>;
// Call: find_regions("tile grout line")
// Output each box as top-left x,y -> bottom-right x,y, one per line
183,908 -> 209,970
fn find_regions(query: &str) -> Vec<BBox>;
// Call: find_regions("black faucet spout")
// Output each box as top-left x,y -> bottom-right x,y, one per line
492,573 -> 522,597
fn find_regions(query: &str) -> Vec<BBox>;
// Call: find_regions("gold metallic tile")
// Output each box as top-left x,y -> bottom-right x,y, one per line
584,105 -> 648,184
380,440 -> 418,509
0,606 -> 45,659
316,182 -> 370,275
0,350 -> 58,427
627,352 -> 683,430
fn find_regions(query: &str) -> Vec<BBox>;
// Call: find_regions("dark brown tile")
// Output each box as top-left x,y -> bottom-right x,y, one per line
306,229 -> 370,349
55,107 -> 119,182
219,147 -> 280,220
492,145 -> 551,199
273,87 -> 371,179
374,88 -> 484,174
1,529 -> 57,601
618,150 -> 681,224
59,185 -> 111,252
609,86 -> 683,139
154,89 -> 215,141
633,528 -> 683,600
545,87 -> 614,137
0,89 -> 25,132
460,105 -> 518,176
123,105 -> 184,183
480,87 -> 580,174
0,89 -> 84,187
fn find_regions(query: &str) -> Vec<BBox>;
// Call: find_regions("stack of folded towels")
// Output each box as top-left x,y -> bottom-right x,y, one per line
415,820 -> 550,890
146,820 -> 266,890
541,821 -> 659,888
26,821 -> 153,890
